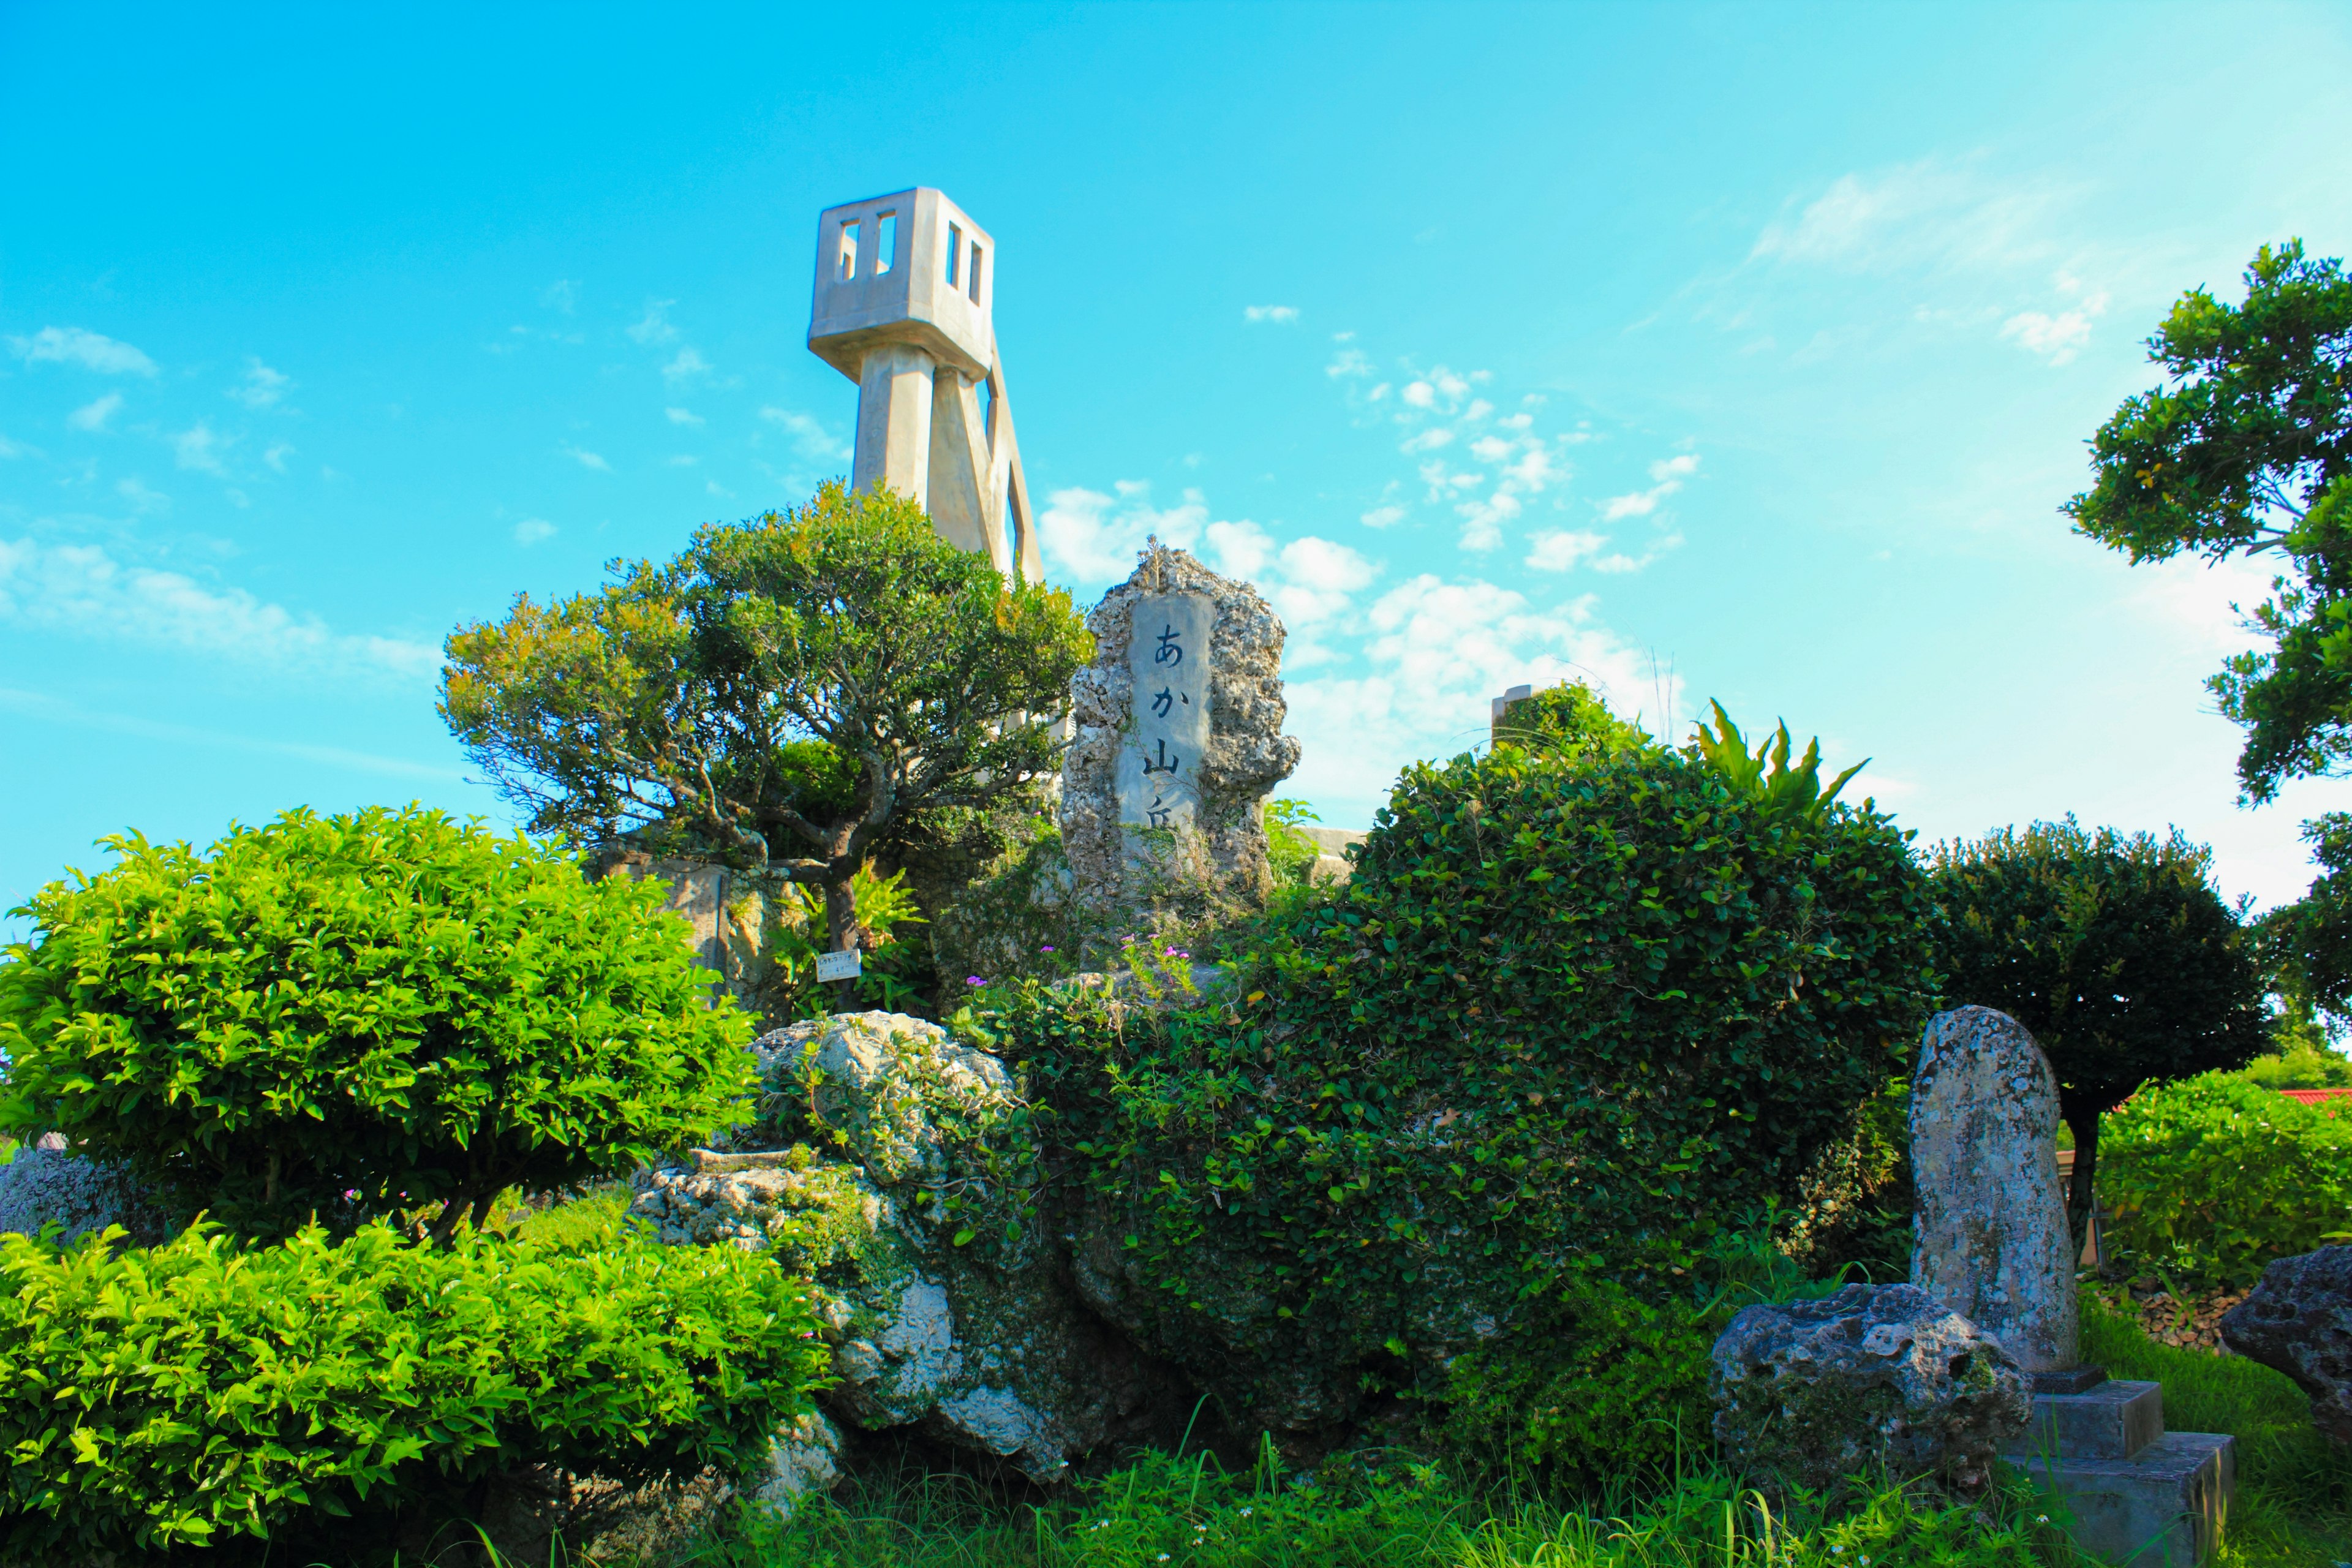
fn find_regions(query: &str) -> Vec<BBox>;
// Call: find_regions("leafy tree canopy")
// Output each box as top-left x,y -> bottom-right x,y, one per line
0,806 -> 752,1240
1489,679 -> 1654,761
1928,818 -> 2267,1246
2065,240 -> 2352,801
440,482 -> 1095,949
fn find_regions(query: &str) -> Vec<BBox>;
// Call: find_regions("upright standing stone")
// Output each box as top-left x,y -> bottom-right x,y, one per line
1060,543 -> 1300,934
1910,1005 -> 2081,1376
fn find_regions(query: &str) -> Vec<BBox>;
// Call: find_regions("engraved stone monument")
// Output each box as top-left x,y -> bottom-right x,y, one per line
1060,543 -> 1300,937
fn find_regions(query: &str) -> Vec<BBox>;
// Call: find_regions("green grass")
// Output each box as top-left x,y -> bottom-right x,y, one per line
510,1182 -> 634,1250
2081,1292 -> 2352,1566
691,1450 -> 2078,1568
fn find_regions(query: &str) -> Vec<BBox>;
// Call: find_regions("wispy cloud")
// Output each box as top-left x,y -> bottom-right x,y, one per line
1526,529 -> 1608,571
173,421 -> 229,475
0,433 -> 32,460
1749,158 -> 2059,274
0,687 -> 466,782
116,477 -> 169,513
666,406 -> 704,426
760,406 -> 849,460
263,442 -> 294,473
627,300 -> 679,345
1245,305 -> 1300,324
662,348 -> 710,383
0,538 -> 440,682
1600,454 -> 1699,521
513,518 -> 557,545
542,279 -> 580,314
228,358 -> 292,409
68,392 -> 124,432
562,444 -> 611,472
8,326 -> 159,377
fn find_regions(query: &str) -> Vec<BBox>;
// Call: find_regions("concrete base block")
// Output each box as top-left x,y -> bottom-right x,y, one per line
2020,1379 -> 2164,1461
2012,1431 -> 2235,1567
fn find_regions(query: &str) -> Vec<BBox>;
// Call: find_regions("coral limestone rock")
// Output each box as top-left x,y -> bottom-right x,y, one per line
2222,1245 -> 2352,1442
1711,1283 -> 2030,1496
634,1011 -> 1174,1480
1909,1006 -> 2081,1375
1059,544 -> 1299,938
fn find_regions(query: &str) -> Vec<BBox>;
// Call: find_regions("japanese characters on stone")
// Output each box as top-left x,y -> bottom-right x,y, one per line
1117,593 -> 1215,828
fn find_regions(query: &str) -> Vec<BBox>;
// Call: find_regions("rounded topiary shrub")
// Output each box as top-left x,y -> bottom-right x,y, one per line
0,805 -> 753,1238
980,718 -> 1936,1431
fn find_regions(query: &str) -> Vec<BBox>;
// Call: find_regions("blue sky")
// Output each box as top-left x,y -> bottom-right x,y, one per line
5,2 -> 2352,933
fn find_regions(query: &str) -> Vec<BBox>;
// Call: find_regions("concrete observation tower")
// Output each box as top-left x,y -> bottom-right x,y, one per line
808,189 -> 1039,580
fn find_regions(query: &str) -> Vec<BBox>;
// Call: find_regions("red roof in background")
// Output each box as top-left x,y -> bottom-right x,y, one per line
2280,1088 -> 2352,1106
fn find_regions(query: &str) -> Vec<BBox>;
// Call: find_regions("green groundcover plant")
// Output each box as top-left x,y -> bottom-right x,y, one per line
965,704 -> 1935,1436
0,804 -> 753,1238
2098,1070 -> 2352,1288
0,1218 -> 827,1560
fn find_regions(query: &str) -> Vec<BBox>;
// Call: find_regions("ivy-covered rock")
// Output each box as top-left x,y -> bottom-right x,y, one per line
633,1012 -> 1180,1480
976,726 -> 1936,1433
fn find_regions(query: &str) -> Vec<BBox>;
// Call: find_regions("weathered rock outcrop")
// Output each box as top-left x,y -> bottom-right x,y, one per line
633,1012 -> 1179,1482
1910,1006 -> 2079,1375
2222,1245 -> 2352,1442
1712,1283 -> 2030,1497
0,1136 -> 171,1246
1058,543 -> 1299,946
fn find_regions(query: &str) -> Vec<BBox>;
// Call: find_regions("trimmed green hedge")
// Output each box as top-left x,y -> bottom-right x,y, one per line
2100,1071 -> 2352,1288
0,805 -> 753,1238
0,1220 -> 827,1559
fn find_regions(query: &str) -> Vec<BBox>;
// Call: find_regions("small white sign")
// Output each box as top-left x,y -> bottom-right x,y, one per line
815,949 -> 864,984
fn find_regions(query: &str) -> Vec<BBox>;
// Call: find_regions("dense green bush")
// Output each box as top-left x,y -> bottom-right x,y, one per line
0,805 -> 753,1238
975,714 -> 1935,1430
0,1219 -> 827,1559
2099,1071 -> 2352,1287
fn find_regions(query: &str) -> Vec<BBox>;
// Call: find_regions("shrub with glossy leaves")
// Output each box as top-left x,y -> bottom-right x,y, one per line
0,805 -> 753,1238
0,1219 -> 826,1559
2100,1071 -> 2352,1288
978,720 -> 1936,1429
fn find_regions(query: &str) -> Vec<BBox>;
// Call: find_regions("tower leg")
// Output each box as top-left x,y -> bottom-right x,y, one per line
853,343 -> 937,507
927,370 -> 1005,568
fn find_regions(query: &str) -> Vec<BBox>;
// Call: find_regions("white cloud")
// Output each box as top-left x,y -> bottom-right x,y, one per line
1750,159 -> 2056,274
1499,412 -> 1534,431
1526,529 -> 1608,571
1592,533 -> 1683,573
1327,348 -> 1373,378
8,326 -> 158,377
627,300 -> 679,345
666,407 -> 704,426
0,433 -> 29,459
0,538 -> 439,681
1468,434 -> 1512,463
263,442 -> 293,473
1244,305 -> 1300,324
68,392 -> 124,432
1204,518 -> 1275,579
1196,519 -> 1378,663
1039,483 -> 1208,586
760,406 -> 850,460
563,445 -> 611,472
1464,399 -> 1493,422
229,358 -> 292,409
662,347 -> 710,382
116,477 -> 168,513
2000,309 -> 2095,364
1361,503 -> 1407,529
1401,428 -> 1455,454
173,422 -> 228,475
1402,380 -> 1436,409
542,279 -> 579,314
1453,490 -> 1522,552
1600,453 -> 1700,521
1284,575 -> 1679,807
513,518 -> 557,545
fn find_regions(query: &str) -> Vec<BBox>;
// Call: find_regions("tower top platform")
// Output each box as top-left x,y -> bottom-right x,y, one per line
809,188 -> 995,384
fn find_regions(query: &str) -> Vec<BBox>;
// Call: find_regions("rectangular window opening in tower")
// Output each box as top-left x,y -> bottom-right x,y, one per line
839,220 -> 859,282
946,224 -> 963,287
977,375 -> 995,438
876,211 -> 897,274
968,244 -> 984,304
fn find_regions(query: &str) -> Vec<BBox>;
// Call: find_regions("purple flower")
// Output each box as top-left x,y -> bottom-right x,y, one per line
1039,944 -> 1055,953
966,975 -> 986,986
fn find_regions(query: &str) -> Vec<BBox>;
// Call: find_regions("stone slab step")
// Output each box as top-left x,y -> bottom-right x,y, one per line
2008,1378 -> 2165,1461
2011,1431 -> 2235,1567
